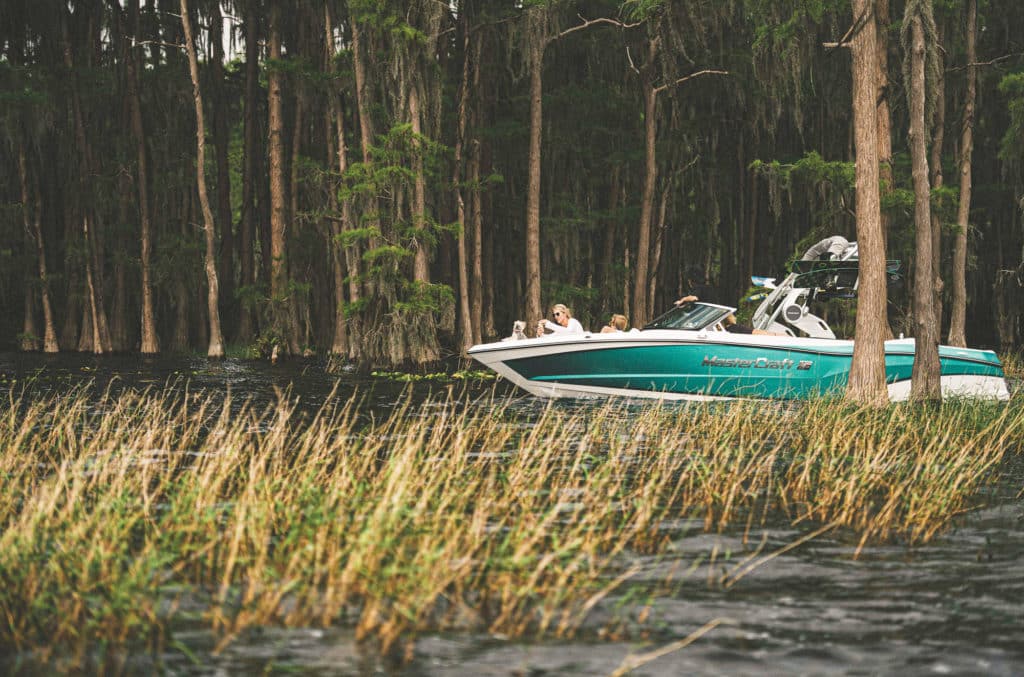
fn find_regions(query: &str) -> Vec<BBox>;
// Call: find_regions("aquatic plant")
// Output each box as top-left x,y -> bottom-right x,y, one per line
0,386 -> 1021,667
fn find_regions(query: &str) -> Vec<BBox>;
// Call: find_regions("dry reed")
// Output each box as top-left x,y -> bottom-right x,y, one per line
0,385 -> 1021,663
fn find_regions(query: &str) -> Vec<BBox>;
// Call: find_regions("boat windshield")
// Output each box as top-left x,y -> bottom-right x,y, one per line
643,303 -> 733,331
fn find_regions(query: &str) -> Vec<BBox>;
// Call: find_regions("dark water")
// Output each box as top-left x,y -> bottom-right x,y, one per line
2,352 -> 1023,676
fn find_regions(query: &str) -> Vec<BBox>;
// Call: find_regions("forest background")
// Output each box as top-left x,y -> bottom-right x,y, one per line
1,0 -> 1023,368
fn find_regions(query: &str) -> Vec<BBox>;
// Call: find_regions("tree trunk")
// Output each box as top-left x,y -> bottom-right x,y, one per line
172,193 -> 190,352
470,140 -> 485,345
268,3 -> 290,352
351,20 -> 374,165
847,0 -> 890,406
929,18 -> 946,339
61,261 -> 80,350
18,142 -> 58,352
62,10 -> 111,355
948,0 -> 976,348
237,5 -> 259,343
600,167 -> 621,313
350,16 -> 378,354
907,10 -> 941,401
337,99 -> 363,361
454,21 -> 473,353
181,0 -> 224,358
130,3 -> 158,353
470,35 -> 485,344
525,41 -> 544,332
875,0 -> 894,195
410,83 -> 431,284
83,216 -> 104,355
288,92 -> 304,354
993,271 -> 1017,354
633,58 -> 658,328
649,184 -> 670,315
78,302 -> 94,353
21,287 -> 39,352
211,2 -> 234,337
324,4 -> 350,357
112,175 -> 130,351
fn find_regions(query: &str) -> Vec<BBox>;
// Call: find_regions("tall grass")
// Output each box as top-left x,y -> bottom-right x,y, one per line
1000,350 -> 1024,380
0,385 -> 1021,664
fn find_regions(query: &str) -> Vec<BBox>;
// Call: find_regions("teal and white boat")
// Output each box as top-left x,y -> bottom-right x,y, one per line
469,238 -> 1010,401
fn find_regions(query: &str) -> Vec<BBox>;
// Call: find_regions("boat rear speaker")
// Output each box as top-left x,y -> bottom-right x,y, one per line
784,304 -> 803,322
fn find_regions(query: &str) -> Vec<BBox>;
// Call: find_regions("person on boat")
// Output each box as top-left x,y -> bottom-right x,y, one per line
801,235 -> 850,261
723,313 -> 777,335
688,265 -> 716,299
537,304 -> 584,336
600,314 -> 628,333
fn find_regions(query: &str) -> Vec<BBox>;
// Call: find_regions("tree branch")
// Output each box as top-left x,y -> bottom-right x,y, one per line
824,5 -> 873,51
653,69 -> 729,95
557,14 -> 641,40
946,52 -> 1024,72
625,45 -> 639,75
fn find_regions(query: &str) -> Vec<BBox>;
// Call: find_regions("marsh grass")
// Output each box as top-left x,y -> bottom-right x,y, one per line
1,385 -> 1022,665
1000,350 -> 1024,380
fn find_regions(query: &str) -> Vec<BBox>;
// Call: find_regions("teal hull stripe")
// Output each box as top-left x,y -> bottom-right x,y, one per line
482,338 -> 1003,368
505,343 -> 1003,400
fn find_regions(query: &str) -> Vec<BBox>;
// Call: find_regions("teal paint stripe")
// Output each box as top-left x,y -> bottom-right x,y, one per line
505,342 -> 1003,399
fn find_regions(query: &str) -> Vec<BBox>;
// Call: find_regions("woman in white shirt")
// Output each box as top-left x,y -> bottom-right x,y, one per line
537,303 -> 584,335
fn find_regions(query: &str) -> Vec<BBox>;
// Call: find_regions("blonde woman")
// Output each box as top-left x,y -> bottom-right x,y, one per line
537,303 -> 584,336
600,313 -> 628,333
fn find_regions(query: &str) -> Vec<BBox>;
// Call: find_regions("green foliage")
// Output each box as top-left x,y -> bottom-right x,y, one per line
371,369 -> 497,382
622,0 -> 666,22
336,226 -> 381,247
751,152 -> 854,226
748,0 -> 829,49
363,244 -> 413,266
395,280 -> 455,315
998,73 -> 1024,172
350,1 -> 431,45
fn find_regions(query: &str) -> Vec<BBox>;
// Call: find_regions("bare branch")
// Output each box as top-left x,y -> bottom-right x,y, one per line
131,37 -> 184,50
653,69 -> 729,95
557,14 -> 642,40
946,52 -> 1024,72
824,5 -> 872,51
625,45 -> 639,75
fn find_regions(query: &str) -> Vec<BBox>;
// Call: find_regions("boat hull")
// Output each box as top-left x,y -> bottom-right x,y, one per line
469,332 -> 1010,401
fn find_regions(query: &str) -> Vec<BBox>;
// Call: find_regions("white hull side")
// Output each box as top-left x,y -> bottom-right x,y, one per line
887,375 -> 1010,402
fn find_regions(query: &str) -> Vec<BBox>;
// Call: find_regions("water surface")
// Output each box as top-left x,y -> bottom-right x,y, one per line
2,352 -> 1021,676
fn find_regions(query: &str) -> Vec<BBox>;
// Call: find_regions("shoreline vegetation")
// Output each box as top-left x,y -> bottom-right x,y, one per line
1,385 -> 1022,669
